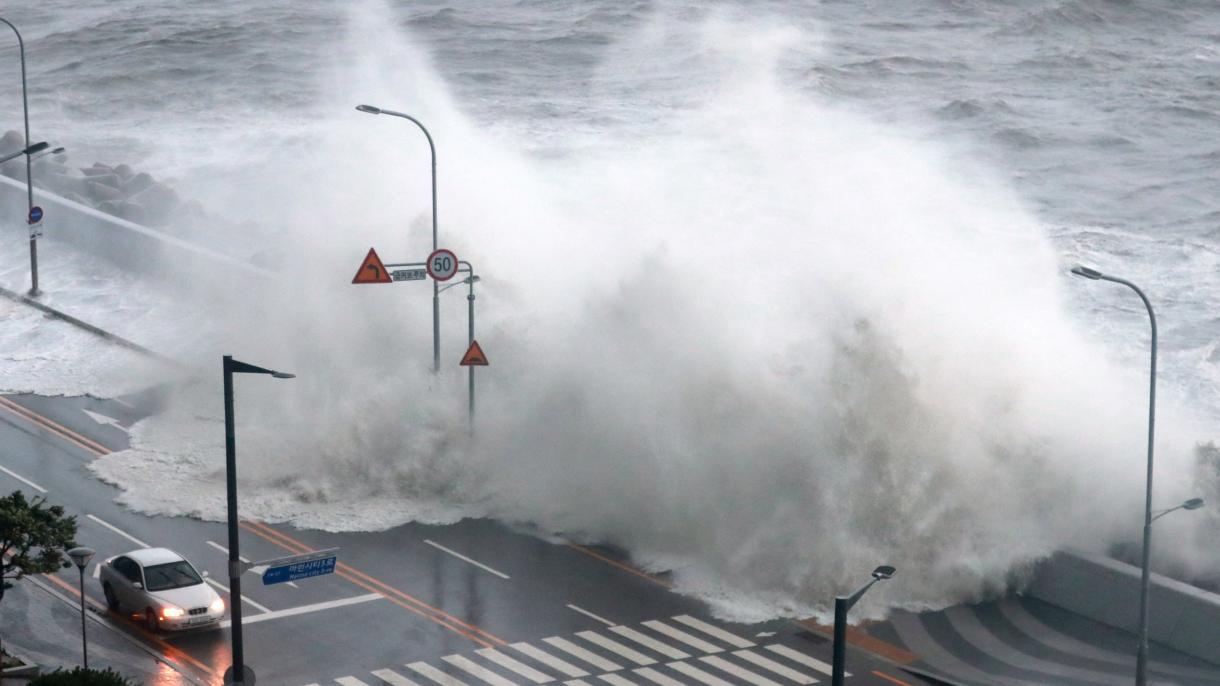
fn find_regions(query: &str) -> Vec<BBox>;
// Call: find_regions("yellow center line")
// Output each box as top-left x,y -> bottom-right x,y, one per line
0,395 -> 110,456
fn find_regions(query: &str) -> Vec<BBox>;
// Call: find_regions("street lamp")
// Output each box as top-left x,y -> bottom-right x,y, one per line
66,546 -> 95,669
0,17 -> 42,296
831,565 -> 895,686
1150,497 -> 1204,524
0,140 -> 47,165
1070,264 -> 1161,685
356,103 -> 441,373
441,268 -> 480,425
222,355 -> 293,686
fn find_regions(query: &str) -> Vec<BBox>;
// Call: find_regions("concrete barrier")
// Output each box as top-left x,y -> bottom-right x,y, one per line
0,174 -> 270,283
1026,549 -> 1220,664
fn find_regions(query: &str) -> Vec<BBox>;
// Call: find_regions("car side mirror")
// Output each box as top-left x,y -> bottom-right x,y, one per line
132,582 -> 143,590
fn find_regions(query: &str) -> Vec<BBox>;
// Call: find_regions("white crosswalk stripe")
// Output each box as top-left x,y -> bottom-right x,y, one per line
632,668 -> 686,686
578,631 -> 657,666
699,656 -> 782,686
409,662 -> 472,686
597,674 -> 638,686
372,669 -> 422,686
609,626 -> 690,661
444,655 -> 520,686
667,662 -> 734,686
731,650 -> 817,684
764,645 -> 835,677
565,681 -> 595,686
544,636 -> 623,672
336,678 -> 372,686
512,643 -> 591,678
476,648 -> 556,683
642,621 -> 723,654
672,616 -> 755,649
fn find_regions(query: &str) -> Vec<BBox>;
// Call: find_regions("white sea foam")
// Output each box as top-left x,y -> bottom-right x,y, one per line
7,1 -> 1212,620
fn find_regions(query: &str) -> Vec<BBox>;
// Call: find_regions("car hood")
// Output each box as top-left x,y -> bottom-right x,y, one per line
148,582 -> 217,609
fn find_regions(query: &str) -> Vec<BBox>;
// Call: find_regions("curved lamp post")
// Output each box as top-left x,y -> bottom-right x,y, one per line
223,355 -> 294,686
66,546 -> 95,669
832,565 -> 895,686
0,17 -> 40,296
1070,264 -> 1162,685
355,104 -> 441,373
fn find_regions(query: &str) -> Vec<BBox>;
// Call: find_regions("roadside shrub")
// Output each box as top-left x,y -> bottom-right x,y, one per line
29,667 -> 134,686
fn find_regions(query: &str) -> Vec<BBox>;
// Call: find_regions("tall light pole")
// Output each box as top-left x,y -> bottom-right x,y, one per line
0,17 -> 40,296
66,547 -> 94,670
831,565 -> 895,686
355,104 -> 440,373
1070,264 -> 1160,685
223,355 -> 294,686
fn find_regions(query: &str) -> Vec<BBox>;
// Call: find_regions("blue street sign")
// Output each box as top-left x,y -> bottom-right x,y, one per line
28,206 -> 42,224
262,555 -> 337,585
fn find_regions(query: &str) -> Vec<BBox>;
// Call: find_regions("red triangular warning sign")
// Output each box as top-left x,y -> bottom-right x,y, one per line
352,248 -> 392,284
460,340 -> 489,366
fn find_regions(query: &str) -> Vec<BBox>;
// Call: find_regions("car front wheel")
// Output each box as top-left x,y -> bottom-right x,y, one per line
103,583 -> 119,611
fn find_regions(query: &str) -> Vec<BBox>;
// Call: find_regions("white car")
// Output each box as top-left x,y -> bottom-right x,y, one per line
99,547 -> 225,632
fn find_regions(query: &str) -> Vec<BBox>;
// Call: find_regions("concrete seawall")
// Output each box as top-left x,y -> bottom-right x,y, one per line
1026,549 -> 1220,664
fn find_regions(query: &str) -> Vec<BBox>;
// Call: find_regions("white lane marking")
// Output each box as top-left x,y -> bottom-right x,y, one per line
543,636 -> 622,672
206,540 -> 296,586
642,621 -> 722,654
673,615 -> 755,648
372,670 -> 422,686
609,626 -> 689,661
763,645 -> 834,677
597,675 -> 637,686
205,577 -> 271,614
85,514 -> 149,548
667,662 -> 733,686
756,632 -> 776,638
699,656 -> 782,686
577,631 -> 656,666
444,654 -> 520,686
564,681 -> 594,686
567,604 -> 614,626
220,592 -> 382,627
633,668 -> 685,686
512,642 -> 590,677
732,650 -> 816,684
476,648 -> 555,683
91,562 -> 101,579
424,539 -> 510,579
408,661 -> 470,686
0,464 -> 46,492
336,678 -> 371,686
82,409 -> 125,430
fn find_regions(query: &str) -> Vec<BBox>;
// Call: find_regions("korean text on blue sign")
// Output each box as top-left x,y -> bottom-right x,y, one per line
262,555 -> 337,585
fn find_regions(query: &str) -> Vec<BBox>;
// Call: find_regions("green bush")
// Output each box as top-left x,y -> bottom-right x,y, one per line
29,666 -> 134,686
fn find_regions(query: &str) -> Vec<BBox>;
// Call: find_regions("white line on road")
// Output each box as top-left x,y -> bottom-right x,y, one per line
335,678 -> 371,686
633,669 -> 685,686
372,670 -> 422,686
423,539 -> 510,579
91,562 -> 100,579
566,604 -> 614,626
667,662 -> 733,686
577,631 -> 656,666
597,675 -> 637,686
408,661 -> 470,686
673,615 -> 755,648
764,645 -> 835,677
699,655 -> 782,686
475,648 -> 555,683
564,681 -> 594,686
85,514 -> 149,548
732,650 -> 816,684
444,654 -> 519,686
642,620 -> 721,654
0,464 -> 46,492
544,636 -> 622,672
219,592 -> 382,627
511,642 -> 590,678
205,577 -> 271,614
609,626 -> 690,661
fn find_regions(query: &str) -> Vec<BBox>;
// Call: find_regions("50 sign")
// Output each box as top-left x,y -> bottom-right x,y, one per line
427,248 -> 459,281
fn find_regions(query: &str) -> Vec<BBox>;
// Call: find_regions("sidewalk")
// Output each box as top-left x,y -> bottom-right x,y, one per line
1,576 -> 198,685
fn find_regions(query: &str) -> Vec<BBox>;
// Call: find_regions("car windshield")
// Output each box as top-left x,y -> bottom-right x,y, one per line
142,560 -> 203,591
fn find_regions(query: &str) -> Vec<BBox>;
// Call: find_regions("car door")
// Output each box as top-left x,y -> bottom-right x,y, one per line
113,557 -> 145,609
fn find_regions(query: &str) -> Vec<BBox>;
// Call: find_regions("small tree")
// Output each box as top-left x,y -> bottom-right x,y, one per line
0,490 -> 77,676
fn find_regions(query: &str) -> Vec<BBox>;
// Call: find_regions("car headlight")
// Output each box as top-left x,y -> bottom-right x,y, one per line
210,597 -> 225,613
161,606 -> 185,618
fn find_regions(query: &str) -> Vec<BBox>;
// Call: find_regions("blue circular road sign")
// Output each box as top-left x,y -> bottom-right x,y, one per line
28,206 -> 43,224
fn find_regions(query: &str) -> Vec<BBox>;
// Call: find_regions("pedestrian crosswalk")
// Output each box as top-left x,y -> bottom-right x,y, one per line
300,615 -> 841,686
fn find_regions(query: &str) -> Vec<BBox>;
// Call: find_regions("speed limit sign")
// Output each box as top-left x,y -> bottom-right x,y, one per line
426,248 -> 459,281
